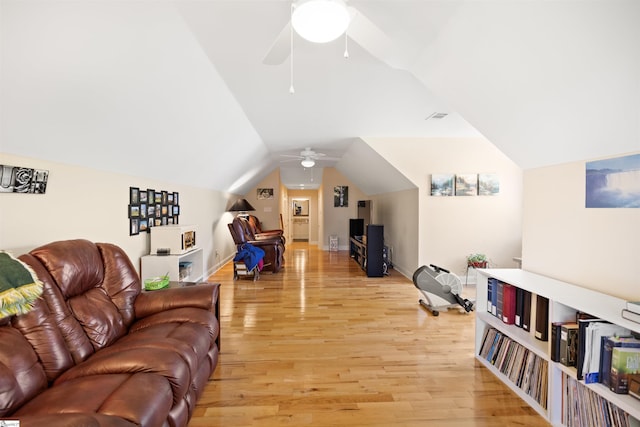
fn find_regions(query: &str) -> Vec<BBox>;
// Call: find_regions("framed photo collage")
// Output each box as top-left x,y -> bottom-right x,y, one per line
128,187 -> 180,236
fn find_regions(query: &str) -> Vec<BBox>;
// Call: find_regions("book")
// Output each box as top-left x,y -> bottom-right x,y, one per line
576,315 -> 604,380
582,322 -> 630,384
559,323 -> 579,367
610,346 -> 640,393
601,336 -> 640,389
534,295 -> 549,341
502,283 -> 516,325
521,290 -> 532,332
551,322 -> 568,362
629,376 -> 640,400
625,301 -> 640,315
487,278 -> 496,314
622,308 -> 640,324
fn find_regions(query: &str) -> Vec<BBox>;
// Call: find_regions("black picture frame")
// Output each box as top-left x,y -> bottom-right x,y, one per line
147,189 -> 155,204
173,192 -> 179,205
130,187 -> 140,205
128,204 -> 140,218
130,218 -> 140,236
140,203 -> 147,219
139,218 -> 149,233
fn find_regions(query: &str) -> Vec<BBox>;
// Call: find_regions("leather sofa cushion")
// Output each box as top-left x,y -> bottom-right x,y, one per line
15,373 -> 172,427
0,328 -> 47,417
17,413 -> 138,427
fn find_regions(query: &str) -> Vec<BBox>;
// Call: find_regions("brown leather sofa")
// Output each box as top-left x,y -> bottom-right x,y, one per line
228,216 -> 284,273
0,239 -> 220,427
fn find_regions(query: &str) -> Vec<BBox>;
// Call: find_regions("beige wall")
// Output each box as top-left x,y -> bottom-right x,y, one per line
371,189 -> 419,278
365,137 -> 524,279
0,152 -> 237,277
522,154 -> 640,300
245,169 -> 282,231
320,168 -> 367,250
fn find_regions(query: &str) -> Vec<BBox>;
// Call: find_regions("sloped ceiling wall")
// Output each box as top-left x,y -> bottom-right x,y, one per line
410,0 -> 640,168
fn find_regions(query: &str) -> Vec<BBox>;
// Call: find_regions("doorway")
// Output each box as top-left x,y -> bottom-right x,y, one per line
291,199 -> 309,242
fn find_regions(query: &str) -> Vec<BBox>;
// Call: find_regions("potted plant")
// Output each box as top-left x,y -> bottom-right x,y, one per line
467,253 -> 487,268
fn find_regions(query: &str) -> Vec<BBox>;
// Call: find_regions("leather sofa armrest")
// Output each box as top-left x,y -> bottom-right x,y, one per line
134,283 -> 220,320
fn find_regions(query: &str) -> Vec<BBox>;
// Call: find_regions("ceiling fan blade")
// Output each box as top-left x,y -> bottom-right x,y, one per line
347,6 -> 419,71
262,21 -> 291,65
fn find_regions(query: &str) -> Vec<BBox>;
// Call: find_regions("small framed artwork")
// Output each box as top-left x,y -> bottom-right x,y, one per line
161,205 -> 168,216
155,204 -> 161,217
154,218 -> 162,227
148,205 -> 156,218
173,205 -> 180,215
130,218 -> 140,236
128,204 -> 140,218
257,188 -> 274,199
0,165 -> 50,194
431,174 -> 454,196
161,191 -> 168,205
478,174 -> 500,196
455,174 -> 478,196
139,190 -> 148,204
147,189 -> 155,204
173,192 -> 179,205
139,218 -> 149,233
130,187 -> 140,204
173,215 -> 179,224
161,216 -> 168,226
140,203 -> 147,219
334,186 -> 348,207
155,191 -> 161,204
168,192 -> 174,205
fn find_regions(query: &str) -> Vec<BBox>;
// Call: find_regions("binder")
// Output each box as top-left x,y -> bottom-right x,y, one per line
496,281 -> 504,321
551,322 -> 565,362
501,283 -> 516,325
487,278 -> 496,314
576,317 -> 605,380
515,287 -> 525,327
491,278 -> 498,316
521,290 -> 532,332
534,295 -> 549,341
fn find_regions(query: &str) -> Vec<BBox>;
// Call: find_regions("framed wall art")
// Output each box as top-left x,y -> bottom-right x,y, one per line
334,186 -> 348,207
0,164 -> 49,194
455,174 -> 478,196
430,174 -> 454,196
128,186 -> 180,235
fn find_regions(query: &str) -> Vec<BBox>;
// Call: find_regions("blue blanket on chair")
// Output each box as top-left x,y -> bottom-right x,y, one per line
234,243 -> 265,271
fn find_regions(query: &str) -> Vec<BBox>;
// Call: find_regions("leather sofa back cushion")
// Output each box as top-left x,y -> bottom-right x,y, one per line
0,328 -> 47,416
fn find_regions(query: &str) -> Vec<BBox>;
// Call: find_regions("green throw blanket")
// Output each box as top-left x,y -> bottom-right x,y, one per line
0,251 -> 43,318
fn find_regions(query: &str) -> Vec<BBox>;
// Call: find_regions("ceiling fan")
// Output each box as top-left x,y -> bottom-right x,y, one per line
262,0 -> 419,71
279,147 -> 340,168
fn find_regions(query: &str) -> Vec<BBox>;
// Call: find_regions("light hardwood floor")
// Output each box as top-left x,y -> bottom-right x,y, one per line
193,242 -> 549,426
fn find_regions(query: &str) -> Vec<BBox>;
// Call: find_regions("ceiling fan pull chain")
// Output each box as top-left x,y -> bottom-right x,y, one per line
344,30 -> 349,59
289,3 -> 295,94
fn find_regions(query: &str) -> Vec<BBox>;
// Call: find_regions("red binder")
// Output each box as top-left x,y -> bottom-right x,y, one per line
501,283 -> 517,325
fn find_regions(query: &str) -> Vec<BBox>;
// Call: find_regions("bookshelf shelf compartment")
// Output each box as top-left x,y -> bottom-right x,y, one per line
476,268 -> 640,427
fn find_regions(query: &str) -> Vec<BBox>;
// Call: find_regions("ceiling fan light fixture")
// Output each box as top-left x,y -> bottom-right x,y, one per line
301,157 -> 315,168
292,0 -> 350,44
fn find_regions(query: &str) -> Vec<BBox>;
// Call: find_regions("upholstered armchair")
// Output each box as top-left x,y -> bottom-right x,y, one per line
228,218 -> 284,273
245,215 -> 286,246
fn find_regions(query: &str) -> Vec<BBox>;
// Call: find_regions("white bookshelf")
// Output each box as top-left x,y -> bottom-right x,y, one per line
476,268 -> 640,427
141,247 -> 204,283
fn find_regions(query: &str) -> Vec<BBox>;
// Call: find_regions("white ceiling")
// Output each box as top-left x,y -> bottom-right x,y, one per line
2,1 -> 639,195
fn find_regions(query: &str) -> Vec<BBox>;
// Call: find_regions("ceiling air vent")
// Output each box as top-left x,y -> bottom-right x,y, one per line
426,112 -> 448,120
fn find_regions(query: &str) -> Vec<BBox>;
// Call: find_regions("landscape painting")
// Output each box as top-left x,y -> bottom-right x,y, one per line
455,174 -> 478,196
430,174 -> 454,196
586,153 -> 640,208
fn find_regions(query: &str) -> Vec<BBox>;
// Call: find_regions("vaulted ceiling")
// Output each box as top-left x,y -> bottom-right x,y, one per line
2,1 -> 638,195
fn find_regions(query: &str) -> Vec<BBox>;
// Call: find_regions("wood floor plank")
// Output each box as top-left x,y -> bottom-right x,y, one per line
196,242 -> 550,426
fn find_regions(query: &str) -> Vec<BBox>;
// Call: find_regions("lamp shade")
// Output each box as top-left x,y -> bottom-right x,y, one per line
301,157 -> 315,168
228,198 -> 256,212
292,0 -> 351,43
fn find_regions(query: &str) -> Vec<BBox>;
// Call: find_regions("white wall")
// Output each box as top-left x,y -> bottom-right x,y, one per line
365,137 -> 523,279
522,154 -> 640,300
0,153 -> 237,277
244,169 -> 282,231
